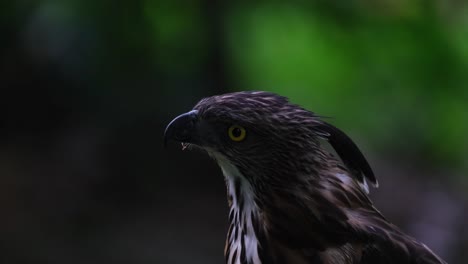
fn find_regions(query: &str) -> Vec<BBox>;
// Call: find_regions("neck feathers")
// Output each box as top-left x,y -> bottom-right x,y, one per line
214,154 -> 262,264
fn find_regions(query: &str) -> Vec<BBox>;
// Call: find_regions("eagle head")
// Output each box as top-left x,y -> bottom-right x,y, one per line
164,91 -> 376,190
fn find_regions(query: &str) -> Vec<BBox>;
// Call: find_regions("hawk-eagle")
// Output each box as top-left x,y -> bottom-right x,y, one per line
164,91 -> 446,264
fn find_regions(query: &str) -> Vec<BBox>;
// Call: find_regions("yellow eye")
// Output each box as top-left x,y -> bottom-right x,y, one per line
228,125 -> 246,142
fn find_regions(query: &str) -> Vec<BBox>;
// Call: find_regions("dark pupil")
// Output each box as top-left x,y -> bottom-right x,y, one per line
232,127 -> 242,137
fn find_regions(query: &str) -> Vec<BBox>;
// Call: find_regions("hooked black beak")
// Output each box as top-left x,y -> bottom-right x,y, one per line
164,110 -> 199,147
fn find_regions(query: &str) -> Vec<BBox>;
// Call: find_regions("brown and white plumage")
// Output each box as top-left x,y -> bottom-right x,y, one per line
164,91 -> 446,264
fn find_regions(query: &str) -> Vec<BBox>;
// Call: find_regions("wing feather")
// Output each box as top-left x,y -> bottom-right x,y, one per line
316,122 -> 378,188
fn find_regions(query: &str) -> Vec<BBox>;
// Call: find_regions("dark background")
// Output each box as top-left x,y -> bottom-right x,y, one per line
1,1 -> 467,263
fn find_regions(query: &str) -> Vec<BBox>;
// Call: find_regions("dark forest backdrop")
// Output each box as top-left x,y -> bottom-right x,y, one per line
1,1 -> 467,263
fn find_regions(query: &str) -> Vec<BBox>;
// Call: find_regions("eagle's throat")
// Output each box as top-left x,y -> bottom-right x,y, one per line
213,153 -> 262,264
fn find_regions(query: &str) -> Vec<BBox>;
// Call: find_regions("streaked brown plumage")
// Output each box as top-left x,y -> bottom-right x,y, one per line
164,91 -> 446,264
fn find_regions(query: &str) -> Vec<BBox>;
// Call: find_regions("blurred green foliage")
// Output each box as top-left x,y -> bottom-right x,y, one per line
2,0 -> 467,173
225,3 -> 468,173
144,1 -> 208,72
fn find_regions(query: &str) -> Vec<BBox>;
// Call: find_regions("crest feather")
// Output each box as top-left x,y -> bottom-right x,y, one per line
317,122 -> 378,187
